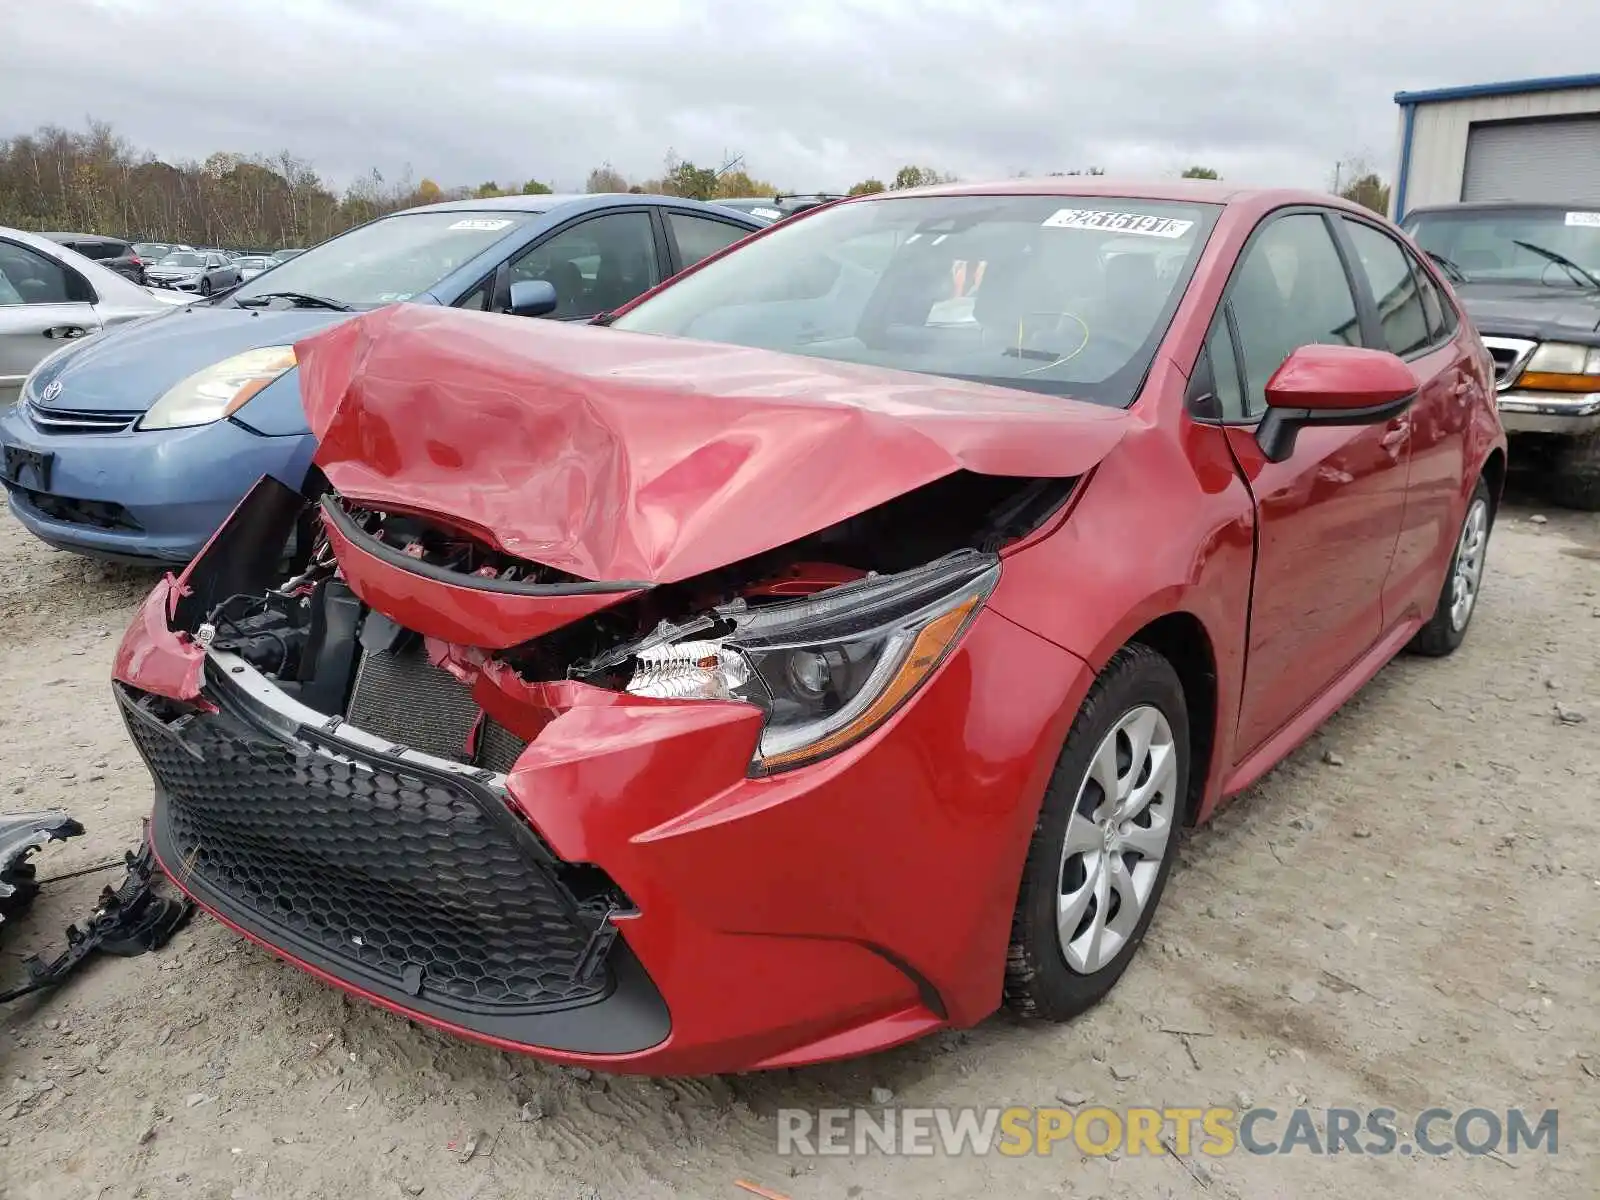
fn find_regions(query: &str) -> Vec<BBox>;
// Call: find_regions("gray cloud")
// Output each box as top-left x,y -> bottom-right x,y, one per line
4,0 -> 1598,194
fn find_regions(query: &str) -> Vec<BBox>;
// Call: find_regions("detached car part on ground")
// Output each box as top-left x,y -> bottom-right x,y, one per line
112,183 -> 1504,1074
1404,201 -> 1600,509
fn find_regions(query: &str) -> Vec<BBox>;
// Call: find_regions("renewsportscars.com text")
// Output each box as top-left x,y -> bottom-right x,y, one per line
776,1106 -> 1558,1158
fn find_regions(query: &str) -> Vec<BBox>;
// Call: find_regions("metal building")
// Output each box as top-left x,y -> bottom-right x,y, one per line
1391,73 -> 1600,220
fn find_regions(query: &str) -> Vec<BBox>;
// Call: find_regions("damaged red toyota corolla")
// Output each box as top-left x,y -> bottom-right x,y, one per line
111,181 -> 1505,1074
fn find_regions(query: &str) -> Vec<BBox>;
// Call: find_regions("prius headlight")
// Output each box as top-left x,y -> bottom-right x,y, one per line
622,553 -> 999,773
140,346 -> 296,430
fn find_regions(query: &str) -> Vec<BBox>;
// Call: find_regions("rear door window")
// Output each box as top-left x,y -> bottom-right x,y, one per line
1340,218 -> 1432,357
667,213 -> 752,269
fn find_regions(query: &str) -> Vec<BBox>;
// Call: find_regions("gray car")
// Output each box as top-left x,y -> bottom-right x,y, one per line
0,226 -> 187,406
145,250 -> 243,296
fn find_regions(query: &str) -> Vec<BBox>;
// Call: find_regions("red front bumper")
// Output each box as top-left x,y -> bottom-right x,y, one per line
118,582 -> 1092,1074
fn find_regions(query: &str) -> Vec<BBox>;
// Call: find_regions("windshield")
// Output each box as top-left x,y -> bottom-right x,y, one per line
230,212 -> 536,308
133,243 -> 169,258
160,252 -> 205,267
611,194 -> 1217,404
237,257 -> 271,269
1405,207 -> 1600,287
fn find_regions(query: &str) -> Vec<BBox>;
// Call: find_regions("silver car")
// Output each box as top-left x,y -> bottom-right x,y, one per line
0,226 -> 187,407
233,254 -> 278,282
145,250 -> 243,296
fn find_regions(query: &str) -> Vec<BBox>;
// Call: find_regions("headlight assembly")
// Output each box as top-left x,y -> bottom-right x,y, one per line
1521,342 -> 1600,392
621,552 -> 999,773
140,346 -> 296,430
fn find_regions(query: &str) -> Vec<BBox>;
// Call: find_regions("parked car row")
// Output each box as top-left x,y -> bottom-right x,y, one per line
1,193 -> 765,561
95,178 -> 1508,1075
30,237 -> 303,289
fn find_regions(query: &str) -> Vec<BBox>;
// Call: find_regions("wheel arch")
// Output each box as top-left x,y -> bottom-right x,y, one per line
1481,447 -> 1507,517
1126,611 -> 1218,827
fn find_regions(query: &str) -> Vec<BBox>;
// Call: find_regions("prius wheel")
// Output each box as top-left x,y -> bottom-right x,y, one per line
1408,477 -> 1492,657
1004,644 -> 1188,1021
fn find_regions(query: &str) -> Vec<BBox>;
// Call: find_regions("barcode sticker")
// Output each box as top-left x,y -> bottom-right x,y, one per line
1042,209 -> 1194,238
1565,212 -> 1600,227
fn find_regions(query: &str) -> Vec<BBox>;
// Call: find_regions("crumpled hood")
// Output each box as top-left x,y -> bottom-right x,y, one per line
296,304 -> 1133,585
31,304 -> 354,413
1456,282 -> 1600,340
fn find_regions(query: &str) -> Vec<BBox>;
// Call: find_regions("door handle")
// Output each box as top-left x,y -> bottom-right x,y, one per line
42,325 -> 88,340
1380,422 -> 1410,452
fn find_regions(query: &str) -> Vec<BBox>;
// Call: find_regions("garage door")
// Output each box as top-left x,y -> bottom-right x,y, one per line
1461,117 -> 1600,203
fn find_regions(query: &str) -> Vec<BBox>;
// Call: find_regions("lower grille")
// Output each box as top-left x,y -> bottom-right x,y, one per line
122,685 -> 609,1013
7,486 -> 141,531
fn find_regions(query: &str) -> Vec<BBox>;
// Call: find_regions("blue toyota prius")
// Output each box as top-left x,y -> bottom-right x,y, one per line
0,193 -> 763,563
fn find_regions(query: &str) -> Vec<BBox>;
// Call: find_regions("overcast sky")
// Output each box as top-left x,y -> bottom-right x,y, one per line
5,0 -> 1599,194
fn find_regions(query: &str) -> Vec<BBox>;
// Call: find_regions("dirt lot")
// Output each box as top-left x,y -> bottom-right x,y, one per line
1,486 -> 1596,1200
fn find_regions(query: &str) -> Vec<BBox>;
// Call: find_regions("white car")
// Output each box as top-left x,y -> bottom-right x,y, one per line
0,226 -> 187,407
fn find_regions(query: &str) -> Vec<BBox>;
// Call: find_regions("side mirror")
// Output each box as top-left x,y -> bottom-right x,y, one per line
508,278 -> 558,318
1255,344 -> 1416,463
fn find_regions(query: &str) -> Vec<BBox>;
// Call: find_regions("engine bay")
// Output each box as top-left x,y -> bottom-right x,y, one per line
173,470 -> 1074,774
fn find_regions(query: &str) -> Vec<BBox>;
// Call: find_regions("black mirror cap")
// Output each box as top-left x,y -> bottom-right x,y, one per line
509,278 -> 558,318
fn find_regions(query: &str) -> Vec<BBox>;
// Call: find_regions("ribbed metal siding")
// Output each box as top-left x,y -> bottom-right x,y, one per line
1462,117 -> 1600,203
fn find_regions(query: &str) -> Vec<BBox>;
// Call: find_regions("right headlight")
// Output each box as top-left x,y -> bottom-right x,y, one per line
139,346 -> 296,430
622,552 -> 999,773
1521,342 -> 1600,391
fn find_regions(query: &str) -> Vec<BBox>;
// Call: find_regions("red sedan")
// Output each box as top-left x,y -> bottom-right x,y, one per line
112,180 -> 1504,1074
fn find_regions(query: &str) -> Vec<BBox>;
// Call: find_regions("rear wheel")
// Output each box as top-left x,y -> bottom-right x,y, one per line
1549,430 -> 1600,511
1004,644 -> 1188,1021
1408,477 -> 1491,657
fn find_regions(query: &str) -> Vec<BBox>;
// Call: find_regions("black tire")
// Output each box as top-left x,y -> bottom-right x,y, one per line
1004,643 -> 1189,1021
200,278 -> 213,297
1549,430 -> 1600,511
1408,476 -> 1492,657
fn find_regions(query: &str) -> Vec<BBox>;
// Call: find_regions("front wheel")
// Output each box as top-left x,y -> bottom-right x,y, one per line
1004,644 -> 1189,1021
199,278 -> 213,297
1408,477 -> 1491,657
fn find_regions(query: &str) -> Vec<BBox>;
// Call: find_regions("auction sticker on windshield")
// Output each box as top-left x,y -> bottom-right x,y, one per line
1565,212 -> 1600,228
448,218 -> 515,232
1043,209 -> 1194,238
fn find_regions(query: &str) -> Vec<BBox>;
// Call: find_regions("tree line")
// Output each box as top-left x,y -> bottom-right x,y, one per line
0,120 -> 1389,252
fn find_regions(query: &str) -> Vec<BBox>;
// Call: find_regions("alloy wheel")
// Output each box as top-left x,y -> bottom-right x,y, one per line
1057,704 -> 1178,974
1449,498 -> 1489,632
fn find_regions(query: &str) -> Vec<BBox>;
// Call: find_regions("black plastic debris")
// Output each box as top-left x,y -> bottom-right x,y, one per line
0,839 -> 193,1004
0,810 -> 84,926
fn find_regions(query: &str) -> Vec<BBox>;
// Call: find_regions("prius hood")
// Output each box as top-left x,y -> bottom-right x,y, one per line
30,304 -> 353,413
297,304 -> 1133,585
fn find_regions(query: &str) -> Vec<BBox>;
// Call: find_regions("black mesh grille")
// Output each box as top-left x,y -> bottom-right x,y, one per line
123,690 -> 608,1013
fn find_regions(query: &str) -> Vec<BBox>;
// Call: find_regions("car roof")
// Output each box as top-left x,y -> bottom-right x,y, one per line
394,192 -> 757,219
879,178 -> 1309,205
39,231 -> 128,246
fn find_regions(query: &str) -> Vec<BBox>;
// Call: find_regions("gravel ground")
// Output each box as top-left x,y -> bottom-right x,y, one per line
1,485 -> 1596,1200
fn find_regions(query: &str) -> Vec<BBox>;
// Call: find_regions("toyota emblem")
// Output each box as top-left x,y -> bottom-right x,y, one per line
40,380 -> 63,403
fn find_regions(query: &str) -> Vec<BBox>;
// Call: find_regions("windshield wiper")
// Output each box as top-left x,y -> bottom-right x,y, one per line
1512,240 -> 1600,290
1425,250 -> 1470,283
236,291 -> 354,311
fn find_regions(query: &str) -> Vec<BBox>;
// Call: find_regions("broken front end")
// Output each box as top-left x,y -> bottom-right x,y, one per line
113,471 -> 1092,1073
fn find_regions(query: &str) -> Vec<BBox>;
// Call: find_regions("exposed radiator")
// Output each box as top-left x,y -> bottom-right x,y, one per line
345,644 -> 529,772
